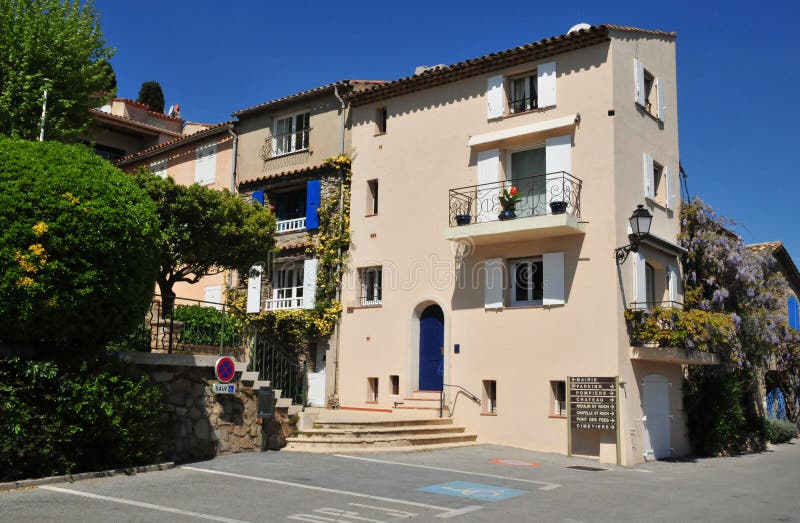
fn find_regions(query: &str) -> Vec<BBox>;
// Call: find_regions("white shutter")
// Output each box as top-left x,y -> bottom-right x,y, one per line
303,258 -> 318,310
477,149 -> 500,222
665,166 -> 677,210
668,264 -> 680,305
543,252 -> 565,306
634,58 -> 645,105
633,252 -> 647,309
246,265 -> 262,313
487,75 -> 505,119
546,135 -> 573,213
537,61 -> 557,108
204,285 -> 222,306
484,258 -> 504,310
656,76 -> 665,122
643,153 -> 654,199
194,147 -> 204,183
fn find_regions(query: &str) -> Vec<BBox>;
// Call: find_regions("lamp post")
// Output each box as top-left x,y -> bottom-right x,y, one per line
614,204 -> 653,265
38,78 -> 51,142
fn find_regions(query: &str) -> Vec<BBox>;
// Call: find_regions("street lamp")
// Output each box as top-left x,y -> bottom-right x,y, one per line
38,78 -> 51,142
614,204 -> 653,265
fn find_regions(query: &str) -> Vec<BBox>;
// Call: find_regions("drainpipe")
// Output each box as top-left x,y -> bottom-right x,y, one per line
331,84 -> 347,401
227,123 -> 239,290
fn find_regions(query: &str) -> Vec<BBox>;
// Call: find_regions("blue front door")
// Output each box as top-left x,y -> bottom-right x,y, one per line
419,305 -> 444,391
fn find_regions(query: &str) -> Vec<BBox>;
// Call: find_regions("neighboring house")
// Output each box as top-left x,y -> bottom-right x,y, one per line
79,98 -> 184,162
116,121 -> 237,305
234,80 -> 384,407
337,23 -> 700,465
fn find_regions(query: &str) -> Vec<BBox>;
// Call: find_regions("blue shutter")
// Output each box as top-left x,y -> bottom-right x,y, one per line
789,297 -> 799,330
252,190 -> 264,206
305,180 -> 321,230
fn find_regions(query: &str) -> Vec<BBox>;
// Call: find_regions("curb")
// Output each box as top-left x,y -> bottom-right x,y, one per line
0,462 -> 175,493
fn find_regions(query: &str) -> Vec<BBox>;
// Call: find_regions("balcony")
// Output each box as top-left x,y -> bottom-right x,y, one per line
445,171 -> 584,245
276,217 -> 306,233
625,301 -> 723,366
259,129 -> 312,171
265,295 -> 304,310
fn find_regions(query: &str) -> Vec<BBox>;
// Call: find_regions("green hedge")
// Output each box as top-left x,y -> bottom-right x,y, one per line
765,418 -> 798,444
0,357 -> 164,481
172,304 -> 243,347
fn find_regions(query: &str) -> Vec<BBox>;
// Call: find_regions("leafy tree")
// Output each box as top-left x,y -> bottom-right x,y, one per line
132,170 -> 276,309
0,0 -> 116,140
0,138 -> 160,352
137,80 -> 165,113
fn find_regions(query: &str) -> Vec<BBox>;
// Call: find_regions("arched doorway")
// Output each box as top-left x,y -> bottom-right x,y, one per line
642,373 -> 671,460
418,304 -> 444,391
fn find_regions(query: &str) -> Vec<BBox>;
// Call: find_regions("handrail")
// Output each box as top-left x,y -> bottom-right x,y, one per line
440,383 -> 481,418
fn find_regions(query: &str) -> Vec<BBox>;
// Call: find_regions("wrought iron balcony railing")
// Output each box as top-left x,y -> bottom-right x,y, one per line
259,128 -> 311,161
448,171 -> 581,227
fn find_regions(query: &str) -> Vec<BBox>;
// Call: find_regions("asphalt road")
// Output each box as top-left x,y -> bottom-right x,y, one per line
2,441 -> 799,522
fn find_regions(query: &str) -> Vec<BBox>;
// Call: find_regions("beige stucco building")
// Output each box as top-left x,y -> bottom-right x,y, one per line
335,24 -> 716,464
117,122 -> 237,304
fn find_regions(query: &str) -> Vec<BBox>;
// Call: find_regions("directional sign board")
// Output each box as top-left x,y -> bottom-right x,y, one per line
215,356 -> 236,383
569,376 -> 617,431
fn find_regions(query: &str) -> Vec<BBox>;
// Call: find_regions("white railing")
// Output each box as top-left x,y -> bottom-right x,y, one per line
360,296 -> 382,306
276,217 -> 306,233
265,295 -> 304,310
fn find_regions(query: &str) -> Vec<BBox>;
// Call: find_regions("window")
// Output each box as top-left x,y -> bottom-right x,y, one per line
652,161 -> 665,203
271,186 -> 307,232
194,143 -> 217,185
550,381 -> 566,416
510,257 -> 543,306
390,375 -> 399,396
634,59 -> 662,121
645,262 -> 656,308
359,267 -> 382,306
367,179 -> 379,215
375,107 -> 387,134
508,73 -> 538,114
268,263 -> 304,310
91,143 -> 125,162
643,154 -> 672,208
483,380 -> 497,414
274,111 -> 310,155
509,147 -> 546,217
643,69 -> 655,113
149,158 -> 167,179
367,377 -> 379,402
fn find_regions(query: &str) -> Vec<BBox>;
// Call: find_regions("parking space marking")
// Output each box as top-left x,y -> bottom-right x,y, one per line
181,466 -> 482,519
418,481 -> 527,503
334,455 -> 562,491
38,485 -> 248,523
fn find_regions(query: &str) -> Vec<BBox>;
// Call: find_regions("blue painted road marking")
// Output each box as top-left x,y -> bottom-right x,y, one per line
417,481 -> 527,502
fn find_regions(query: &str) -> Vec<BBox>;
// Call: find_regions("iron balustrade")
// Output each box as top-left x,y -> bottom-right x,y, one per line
508,94 -> 538,114
250,332 -> 308,407
448,171 -> 582,227
259,128 -> 311,161
628,300 -> 684,311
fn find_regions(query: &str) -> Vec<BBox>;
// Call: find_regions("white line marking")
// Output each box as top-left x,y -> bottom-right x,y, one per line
333,455 -> 562,491
347,503 -> 416,518
38,485 -> 248,523
181,466 -> 481,519
434,505 -> 483,519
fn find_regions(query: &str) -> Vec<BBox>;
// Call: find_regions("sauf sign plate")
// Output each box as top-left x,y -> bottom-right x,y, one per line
212,383 -> 236,394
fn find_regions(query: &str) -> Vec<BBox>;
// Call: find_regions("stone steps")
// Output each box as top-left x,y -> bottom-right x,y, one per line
296,425 -> 466,439
281,441 -> 481,454
285,432 -> 477,450
314,418 -> 454,430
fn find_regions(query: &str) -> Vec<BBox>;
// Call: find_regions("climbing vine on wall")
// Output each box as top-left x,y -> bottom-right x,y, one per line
230,154 -> 351,354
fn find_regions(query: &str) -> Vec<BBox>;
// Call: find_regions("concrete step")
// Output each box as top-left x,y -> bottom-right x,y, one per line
295,425 -> 466,440
409,390 -> 443,400
252,380 -> 271,389
314,418 -> 454,430
282,441 -> 481,454
240,371 -> 259,386
288,404 -> 303,416
392,405 -> 450,415
284,431 -> 477,450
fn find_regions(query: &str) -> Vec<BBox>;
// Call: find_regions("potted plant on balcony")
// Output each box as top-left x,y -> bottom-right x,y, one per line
455,195 -> 472,226
498,186 -> 521,220
549,201 -> 568,214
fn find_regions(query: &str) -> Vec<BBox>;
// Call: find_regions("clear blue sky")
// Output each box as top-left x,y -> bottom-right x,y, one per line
96,0 -> 800,259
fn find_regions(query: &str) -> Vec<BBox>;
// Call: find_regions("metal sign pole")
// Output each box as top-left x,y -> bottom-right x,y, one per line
615,375 -> 621,466
567,376 -> 572,457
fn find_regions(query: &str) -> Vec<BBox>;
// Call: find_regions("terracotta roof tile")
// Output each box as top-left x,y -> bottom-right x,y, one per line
116,121 -> 235,166
348,24 -> 674,107
746,241 -> 783,254
231,80 -> 386,117
90,108 -> 183,137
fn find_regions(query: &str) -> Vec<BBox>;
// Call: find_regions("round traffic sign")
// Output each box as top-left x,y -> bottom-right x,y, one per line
490,458 -> 540,467
215,356 -> 236,383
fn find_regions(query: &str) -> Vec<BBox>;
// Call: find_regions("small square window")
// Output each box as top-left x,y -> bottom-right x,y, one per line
550,381 -> 566,417
390,375 -> 399,396
483,380 -> 497,414
375,107 -> 387,134
367,179 -> 379,215
359,267 -> 382,306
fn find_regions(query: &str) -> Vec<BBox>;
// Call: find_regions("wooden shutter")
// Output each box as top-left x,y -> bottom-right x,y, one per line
484,258 -> 504,309
477,149 -> 500,222
788,297 -> 799,330
643,153 -> 654,200
537,61 -> 557,108
246,265 -> 262,313
487,75 -> 505,119
543,252 -> 565,305
305,179 -> 321,229
656,76 -> 665,122
665,166 -> 676,210
303,258 -> 318,309
632,252 -> 647,309
252,190 -> 265,206
634,58 -> 645,105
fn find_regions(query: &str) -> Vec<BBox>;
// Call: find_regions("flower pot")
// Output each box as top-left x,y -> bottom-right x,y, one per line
498,209 -> 516,221
455,214 -> 472,226
549,201 -> 568,214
